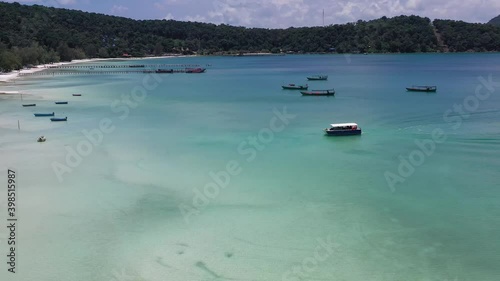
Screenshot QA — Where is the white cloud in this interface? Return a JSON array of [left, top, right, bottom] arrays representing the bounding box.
[[56, 0, 76, 4], [154, 0, 185, 10], [111, 5, 129, 15], [163, 13, 174, 20], [4, 0, 500, 27], [406, 0, 423, 10], [200, 0, 500, 27], [207, 0, 311, 27], [184, 14, 206, 22]]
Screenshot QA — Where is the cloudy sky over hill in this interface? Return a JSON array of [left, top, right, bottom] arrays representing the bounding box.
[[5, 0, 500, 28]]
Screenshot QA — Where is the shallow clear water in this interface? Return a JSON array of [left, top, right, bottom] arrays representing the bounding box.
[[1, 54, 500, 281]]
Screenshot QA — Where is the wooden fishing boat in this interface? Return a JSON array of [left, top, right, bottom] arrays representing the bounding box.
[[324, 123, 362, 136], [156, 69, 174, 73], [72, 94, 82, 96], [22, 104, 36, 107], [50, 117, 67, 122], [55, 101, 68, 104], [282, 83, 308, 90], [34, 112, 55, 117], [307, 75, 328, 81], [185, 67, 206, 73], [301, 89, 335, 96], [406, 85, 437, 92]]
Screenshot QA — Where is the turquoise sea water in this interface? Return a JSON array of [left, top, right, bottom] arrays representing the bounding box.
[[1, 54, 500, 281]]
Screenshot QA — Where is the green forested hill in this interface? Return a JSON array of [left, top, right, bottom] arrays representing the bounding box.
[[1, 1, 500, 72], [433, 19, 500, 52], [488, 15, 500, 26]]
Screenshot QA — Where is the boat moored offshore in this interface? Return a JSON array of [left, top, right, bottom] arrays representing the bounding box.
[[406, 85, 437, 92], [156, 69, 174, 73], [324, 123, 362, 136], [301, 89, 335, 96], [307, 75, 328, 81], [185, 68, 206, 73], [50, 117, 68, 122], [282, 83, 308, 90], [34, 112, 55, 117]]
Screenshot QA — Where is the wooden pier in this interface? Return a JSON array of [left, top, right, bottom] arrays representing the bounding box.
[[18, 66, 210, 77], [46, 64, 208, 69]]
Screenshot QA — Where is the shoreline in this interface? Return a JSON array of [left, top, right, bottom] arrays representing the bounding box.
[[0, 55, 193, 83]]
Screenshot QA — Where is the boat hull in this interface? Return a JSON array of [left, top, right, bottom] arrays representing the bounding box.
[[325, 129, 362, 136], [185, 68, 206, 73], [22, 104, 36, 107], [34, 113, 55, 117], [282, 85, 308, 90], [50, 117, 67, 122], [307, 76, 328, 81], [156, 69, 174, 73], [406, 86, 437, 92], [301, 90, 335, 96], [55, 102, 68, 104]]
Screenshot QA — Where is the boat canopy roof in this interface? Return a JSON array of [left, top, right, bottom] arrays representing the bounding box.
[[330, 123, 358, 127]]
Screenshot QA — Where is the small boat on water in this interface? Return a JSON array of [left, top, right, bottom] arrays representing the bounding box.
[[72, 94, 82, 96], [324, 123, 362, 136], [37, 136, 46, 142], [301, 89, 335, 96], [22, 104, 36, 107], [282, 83, 308, 90], [156, 69, 174, 73], [50, 117, 67, 122], [34, 112, 55, 117], [185, 68, 206, 73], [55, 101, 68, 104], [406, 85, 437, 92], [307, 75, 328, 81]]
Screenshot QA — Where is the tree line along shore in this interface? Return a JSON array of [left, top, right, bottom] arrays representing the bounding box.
[[1, 1, 500, 72]]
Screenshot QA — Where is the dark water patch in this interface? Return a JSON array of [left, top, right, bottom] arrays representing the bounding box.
[[195, 261, 221, 279], [155, 257, 172, 268]]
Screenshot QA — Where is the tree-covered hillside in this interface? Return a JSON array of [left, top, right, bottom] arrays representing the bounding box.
[[1, 1, 500, 72], [488, 15, 500, 26], [433, 19, 500, 52]]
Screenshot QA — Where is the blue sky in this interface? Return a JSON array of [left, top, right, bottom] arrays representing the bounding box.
[[4, 0, 500, 28]]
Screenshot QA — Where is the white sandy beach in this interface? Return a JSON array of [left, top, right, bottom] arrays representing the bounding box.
[[0, 58, 103, 83]]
